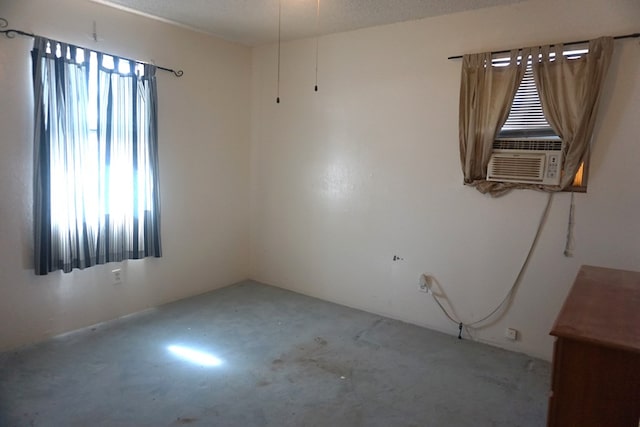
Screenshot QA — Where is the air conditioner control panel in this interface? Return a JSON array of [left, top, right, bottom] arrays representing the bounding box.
[[546, 153, 561, 180]]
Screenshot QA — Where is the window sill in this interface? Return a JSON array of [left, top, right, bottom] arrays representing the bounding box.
[[564, 185, 587, 193]]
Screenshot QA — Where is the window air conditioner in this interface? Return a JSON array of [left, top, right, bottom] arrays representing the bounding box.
[[487, 140, 563, 186]]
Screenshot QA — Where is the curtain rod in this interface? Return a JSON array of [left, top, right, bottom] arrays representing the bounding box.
[[447, 32, 640, 60], [0, 18, 183, 77]]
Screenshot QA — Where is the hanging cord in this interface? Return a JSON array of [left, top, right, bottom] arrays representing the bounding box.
[[314, 0, 320, 92], [276, 0, 282, 104], [423, 192, 555, 337], [564, 192, 575, 257]]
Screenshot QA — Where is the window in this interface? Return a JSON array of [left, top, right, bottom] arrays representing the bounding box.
[[459, 37, 612, 196], [32, 36, 162, 275], [490, 50, 588, 190]]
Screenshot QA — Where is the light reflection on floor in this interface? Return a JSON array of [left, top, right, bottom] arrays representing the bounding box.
[[167, 345, 223, 367]]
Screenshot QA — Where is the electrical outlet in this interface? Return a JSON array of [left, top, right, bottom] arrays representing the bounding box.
[[112, 268, 122, 285], [419, 274, 432, 293], [505, 327, 518, 341]]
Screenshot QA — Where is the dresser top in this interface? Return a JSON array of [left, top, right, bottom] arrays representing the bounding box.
[[551, 265, 640, 353]]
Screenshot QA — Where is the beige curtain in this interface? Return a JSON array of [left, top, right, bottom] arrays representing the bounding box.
[[533, 37, 613, 188], [459, 49, 529, 195]]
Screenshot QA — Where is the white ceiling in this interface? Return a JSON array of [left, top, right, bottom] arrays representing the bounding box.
[[92, 0, 525, 46]]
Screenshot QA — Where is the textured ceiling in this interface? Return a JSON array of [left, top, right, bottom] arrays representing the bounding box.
[[92, 0, 525, 46]]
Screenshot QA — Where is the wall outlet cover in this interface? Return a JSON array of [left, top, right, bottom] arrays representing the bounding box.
[[505, 328, 518, 341], [112, 268, 122, 285]]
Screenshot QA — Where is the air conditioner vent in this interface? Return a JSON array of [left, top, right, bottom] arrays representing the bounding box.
[[489, 154, 545, 181], [493, 140, 562, 151], [488, 140, 563, 185]]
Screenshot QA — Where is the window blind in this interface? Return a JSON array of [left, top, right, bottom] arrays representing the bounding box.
[[498, 63, 556, 138], [503, 64, 550, 129], [497, 47, 589, 139]]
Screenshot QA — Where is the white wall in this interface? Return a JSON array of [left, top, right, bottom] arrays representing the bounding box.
[[250, 0, 640, 360], [0, 0, 251, 351], [1, 0, 637, 360]]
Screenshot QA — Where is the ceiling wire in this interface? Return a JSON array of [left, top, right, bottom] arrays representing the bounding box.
[[276, 0, 281, 104], [314, 0, 320, 92]]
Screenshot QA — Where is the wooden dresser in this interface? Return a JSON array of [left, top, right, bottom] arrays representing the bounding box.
[[548, 265, 640, 426]]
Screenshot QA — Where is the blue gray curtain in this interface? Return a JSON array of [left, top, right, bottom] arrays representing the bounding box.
[[32, 36, 162, 275]]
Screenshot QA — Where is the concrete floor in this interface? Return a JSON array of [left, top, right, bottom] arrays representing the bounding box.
[[0, 281, 550, 426]]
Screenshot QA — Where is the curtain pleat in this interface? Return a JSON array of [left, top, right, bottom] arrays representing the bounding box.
[[32, 36, 162, 275], [459, 49, 529, 195], [533, 37, 613, 189], [32, 37, 51, 274]]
